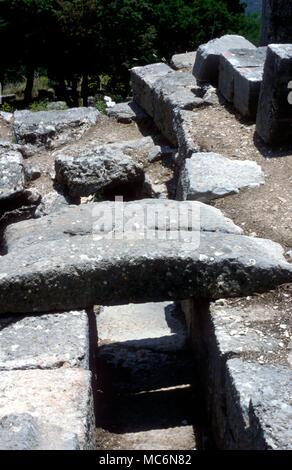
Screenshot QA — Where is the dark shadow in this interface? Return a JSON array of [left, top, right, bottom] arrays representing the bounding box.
[[253, 131, 292, 159], [95, 301, 214, 449]]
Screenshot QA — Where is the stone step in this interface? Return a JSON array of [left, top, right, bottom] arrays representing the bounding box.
[[3, 199, 242, 253], [0, 231, 291, 315]]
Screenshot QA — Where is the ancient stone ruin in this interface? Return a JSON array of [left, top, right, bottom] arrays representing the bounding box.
[[0, 28, 292, 450]]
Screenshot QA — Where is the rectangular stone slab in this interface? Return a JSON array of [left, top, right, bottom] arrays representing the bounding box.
[[0, 369, 95, 450], [0, 310, 89, 370], [256, 44, 292, 145], [0, 232, 291, 314], [3, 199, 242, 253]]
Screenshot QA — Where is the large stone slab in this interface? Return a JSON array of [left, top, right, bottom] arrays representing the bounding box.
[[193, 35, 256, 85], [177, 152, 264, 202], [256, 44, 292, 145], [226, 359, 292, 450], [14, 107, 100, 149], [181, 287, 292, 450], [106, 101, 148, 123], [3, 199, 242, 253], [219, 48, 266, 118], [0, 369, 95, 449], [170, 51, 197, 72], [0, 142, 25, 202], [55, 146, 144, 198], [0, 231, 291, 314], [0, 311, 89, 370], [131, 63, 174, 117]]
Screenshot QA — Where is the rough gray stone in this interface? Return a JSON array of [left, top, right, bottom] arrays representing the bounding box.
[[34, 190, 69, 218], [0, 231, 291, 314], [46, 101, 68, 111], [55, 146, 144, 198], [131, 65, 201, 144], [226, 359, 292, 450], [24, 164, 41, 181], [170, 51, 197, 71], [0, 311, 89, 370], [0, 111, 13, 124], [0, 369, 95, 450], [131, 63, 174, 117], [147, 145, 176, 163], [3, 199, 242, 253], [193, 35, 256, 85], [177, 152, 264, 202], [219, 48, 266, 118], [14, 107, 100, 149], [0, 144, 25, 202], [106, 101, 149, 123], [256, 44, 292, 145]]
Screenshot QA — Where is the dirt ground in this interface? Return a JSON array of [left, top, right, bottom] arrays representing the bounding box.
[[189, 103, 292, 250]]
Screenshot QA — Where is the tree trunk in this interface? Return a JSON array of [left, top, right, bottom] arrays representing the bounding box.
[[24, 64, 35, 105], [72, 77, 79, 107], [81, 73, 89, 107]]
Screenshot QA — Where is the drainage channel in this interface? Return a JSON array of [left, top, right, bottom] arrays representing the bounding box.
[[94, 301, 213, 450]]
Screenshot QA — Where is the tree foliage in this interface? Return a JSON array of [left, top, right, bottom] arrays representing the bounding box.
[[0, 0, 256, 102]]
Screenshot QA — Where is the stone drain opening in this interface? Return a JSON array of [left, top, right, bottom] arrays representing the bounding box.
[[94, 302, 214, 450]]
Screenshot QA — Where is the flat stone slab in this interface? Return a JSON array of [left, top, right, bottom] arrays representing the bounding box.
[[219, 48, 266, 118], [55, 145, 144, 198], [3, 199, 242, 253], [106, 101, 149, 123], [14, 107, 100, 149], [0, 369, 94, 449], [0, 143, 25, 202], [227, 359, 292, 450], [97, 302, 187, 353], [193, 35, 256, 85], [0, 231, 291, 314], [177, 152, 264, 202], [170, 51, 197, 71], [34, 190, 69, 218], [0, 311, 89, 370], [256, 44, 292, 145]]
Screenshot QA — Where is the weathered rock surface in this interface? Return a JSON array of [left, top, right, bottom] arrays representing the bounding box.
[[131, 64, 203, 144], [0, 143, 25, 202], [24, 164, 41, 181], [55, 146, 144, 198], [98, 302, 188, 354], [106, 101, 148, 123], [14, 107, 100, 149], [0, 369, 95, 449], [34, 190, 69, 218], [226, 359, 292, 450], [177, 152, 264, 202], [147, 145, 177, 163], [0, 311, 89, 370], [0, 231, 291, 314], [193, 35, 256, 85], [256, 44, 292, 145], [219, 48, 266, 118], [170, 51, 197, 71], [0, 111, 13, 124], [3, 199, 242, 253], [182, 288, 292, 450]]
